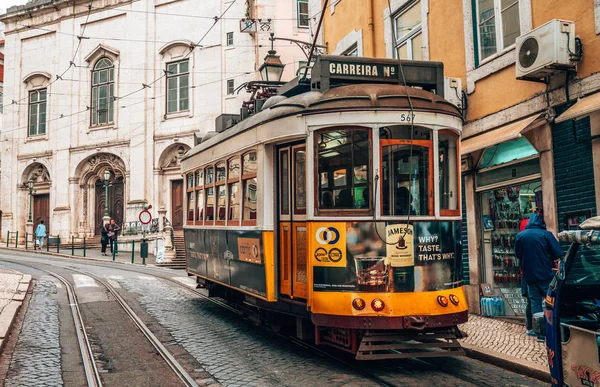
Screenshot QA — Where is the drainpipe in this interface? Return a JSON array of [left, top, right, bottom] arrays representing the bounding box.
[[368, 0, 376, 57]]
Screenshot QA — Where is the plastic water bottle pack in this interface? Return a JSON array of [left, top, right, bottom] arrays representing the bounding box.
[[480, 296, 505, 317]]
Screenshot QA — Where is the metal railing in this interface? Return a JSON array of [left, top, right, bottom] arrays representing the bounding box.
[[3, 230, 154, 265], [121, 219, 160, 236]]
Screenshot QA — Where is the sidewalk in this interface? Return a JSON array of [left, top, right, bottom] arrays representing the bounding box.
[[459, 314, 550, 381], [0, 268, 31, 352], [12, 245, 159, 266]]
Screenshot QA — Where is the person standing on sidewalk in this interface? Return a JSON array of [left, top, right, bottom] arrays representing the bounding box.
[[108, 219, 121, 256], [35, 220, 46, 248], [515, 213, 563, 340], [100, 223, 109, 256], [519, 215, 535, 337]]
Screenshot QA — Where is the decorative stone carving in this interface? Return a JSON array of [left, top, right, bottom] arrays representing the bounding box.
[[23, 163, 50, 184], [163, 146, 188, 169]]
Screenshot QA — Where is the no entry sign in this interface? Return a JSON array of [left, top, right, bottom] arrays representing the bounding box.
[[139, 210, 152, 224]]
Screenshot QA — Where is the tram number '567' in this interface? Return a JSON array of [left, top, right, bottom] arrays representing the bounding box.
[[399, 113, 416, 122]]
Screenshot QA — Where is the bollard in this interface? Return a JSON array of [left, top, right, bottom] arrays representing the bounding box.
[[131, 240, 135, 264], [15, 232, 18, 248], [6, 232, 9, 248], [71, 236, 75, 256], [25, 233, 28, 250], [140, 237, 148, 265], [83, 236, 86, 257], [112, 244, 116, 261]]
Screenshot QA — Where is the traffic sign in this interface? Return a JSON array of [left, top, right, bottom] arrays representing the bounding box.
[[139, 209, 152, 224]]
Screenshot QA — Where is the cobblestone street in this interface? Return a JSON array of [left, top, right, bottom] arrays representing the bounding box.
[[5, 278, 63, 387], [0, 251, 551, 387]]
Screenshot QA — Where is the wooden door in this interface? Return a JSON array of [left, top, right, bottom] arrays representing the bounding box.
[[33, 194, 50, 234], [171, 180, 184, 230], [95, 178, 124, 234]]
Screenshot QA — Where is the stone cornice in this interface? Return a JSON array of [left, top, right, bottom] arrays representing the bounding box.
[[17, 150, 53, 161], [154, 130, 196, 142], [2, 0, 136, 35], [69, 140, 130, 154]]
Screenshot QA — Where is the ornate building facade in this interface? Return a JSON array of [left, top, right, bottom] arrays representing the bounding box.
[[0, 0, 311, 239]]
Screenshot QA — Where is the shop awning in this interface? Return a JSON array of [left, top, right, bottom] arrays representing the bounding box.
[[461, 114, 541, 155], [555, 92, 600, 123]]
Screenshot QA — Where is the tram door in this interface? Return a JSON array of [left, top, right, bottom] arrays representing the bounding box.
[[278, 144, 308, 299]]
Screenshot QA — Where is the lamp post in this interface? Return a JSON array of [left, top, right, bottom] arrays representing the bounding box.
[[27, 179, 35, 223], [258, 33, 285, 82], [103, 170, 111, 219]]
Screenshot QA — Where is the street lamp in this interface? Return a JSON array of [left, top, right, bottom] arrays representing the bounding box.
[[27, 179, 35, 223], [103, 170, 111, 218], [258, 33, 285, 82]]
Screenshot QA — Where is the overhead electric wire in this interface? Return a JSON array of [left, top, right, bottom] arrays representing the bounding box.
[[0, 4, 93, 112]]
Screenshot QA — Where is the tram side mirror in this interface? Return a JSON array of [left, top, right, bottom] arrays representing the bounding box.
[[558, 259, 566, 281]]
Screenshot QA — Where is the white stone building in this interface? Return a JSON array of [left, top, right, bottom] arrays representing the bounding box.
[[0, 0, 311, 240]]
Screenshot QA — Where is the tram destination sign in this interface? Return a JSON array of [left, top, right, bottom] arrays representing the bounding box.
[[310, 55, 445, 97]]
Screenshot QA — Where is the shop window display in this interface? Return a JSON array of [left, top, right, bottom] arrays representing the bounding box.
[[481, 181, 541, 316]]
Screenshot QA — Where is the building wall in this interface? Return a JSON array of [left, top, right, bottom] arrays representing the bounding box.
[[552, 109, 598, 232], [466, 0, 598, 121], [0, 0, 308, 239]]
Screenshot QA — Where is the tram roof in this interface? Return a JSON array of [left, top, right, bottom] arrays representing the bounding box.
[[183, 83, 461, 161]]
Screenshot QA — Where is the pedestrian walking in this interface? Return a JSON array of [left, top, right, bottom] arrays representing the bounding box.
[[100, 223, 109, 256], [35, 220, 47, 248], [515, 213, 563, 341], [108, 219, 121, 256], [519, 215, 535, 337]]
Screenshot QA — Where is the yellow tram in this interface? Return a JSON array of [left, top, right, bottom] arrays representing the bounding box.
[[181, 56, 467, 359]]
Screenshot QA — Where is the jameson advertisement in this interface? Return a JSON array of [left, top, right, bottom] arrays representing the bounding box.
[[313, 221, 462, 292], [185, 228, 267, 298]]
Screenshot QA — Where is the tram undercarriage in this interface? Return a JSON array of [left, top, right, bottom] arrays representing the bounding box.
[[202, 278, 465, 360], [316, 326, 465, 360]]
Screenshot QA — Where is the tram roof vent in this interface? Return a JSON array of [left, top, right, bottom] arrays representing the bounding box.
[[306, 55, 445, 97], [215, 114, 240, 133]]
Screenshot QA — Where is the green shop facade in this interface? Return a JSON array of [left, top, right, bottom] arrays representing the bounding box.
[[460, 100, 600, 317]]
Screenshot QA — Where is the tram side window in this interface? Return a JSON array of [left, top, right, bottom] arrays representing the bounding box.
[[228, 157, 241, 223], [317, 128, 371, 211], [195, 170, 204, 225], [216, 161, 227, 223], [294, 149, 306, 214], [186, 172, 195, 224], [205, 166, 215, 223], [439, 132, 459, 213], [187, 190, 195, 223], [196, 189, 204, 224], [242, 151, 258, 224]]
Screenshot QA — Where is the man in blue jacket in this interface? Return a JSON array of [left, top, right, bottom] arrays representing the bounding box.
[[515, 213, 563, 335]]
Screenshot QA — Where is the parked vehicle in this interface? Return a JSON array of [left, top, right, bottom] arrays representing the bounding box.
[[534, 217, 600, 386]]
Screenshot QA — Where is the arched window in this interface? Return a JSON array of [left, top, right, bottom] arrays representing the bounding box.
[[91, 58, 114, 126]]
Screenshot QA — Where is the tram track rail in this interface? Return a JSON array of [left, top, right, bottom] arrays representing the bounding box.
[[44, 269, 103, 387], [2, 258, 198, 387]]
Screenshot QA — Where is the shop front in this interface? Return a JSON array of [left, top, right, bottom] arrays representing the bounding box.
[[476, 139, 541, 318], [461, 114, 557, 317]]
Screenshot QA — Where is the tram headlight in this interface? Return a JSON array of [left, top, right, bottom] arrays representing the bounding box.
[[437, 295, 449, 307], [449, 294, 460, 306], [352, 298, 366, 311], [371, 298, 385, 312]]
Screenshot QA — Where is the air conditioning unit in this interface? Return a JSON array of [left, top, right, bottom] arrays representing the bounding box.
[[515, 19, 576, 80], [444, 77, 463, 110]]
